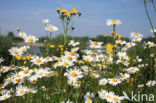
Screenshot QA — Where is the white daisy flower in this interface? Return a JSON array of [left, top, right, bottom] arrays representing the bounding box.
[[35, 68, 49, 78], [30, 56, 45, 66], [84, 99, 92, 103], [64, 68, 83, 80], [42, 19, 49, 24], [9, 47, 23, 56], [81, 66, 89, 73], [126, 42, 135, 48], [146, 80, 156, 87], [89, 40, 103, 48], [90, 72, 99, 78], [0, 66, 9, 73], [116, 40, 126, 45], [60, 60, 74, 68], [44, 56, 53, 63], [99, 78, 108, 86], [27, 88, 37, 94], [16, 85, 28, 96], [127, 67, 139, 74], [29, 76, 38, 83], [20, 46, 30, 52], [110, 95, 124, 103], [104, 92, 115, 102], [146, 41, 155, 48], [108, 78, 121, 86], [68, 40, 80, 46], [130, 32, 143, 38], [24, 35, 38, 43], [150, 29, 156, 33], [0, 57, 4, 64], [45, 24, 58, 32], [106, 19, 121, 26], [19, 68, 33, 77], [71, 47, 79, 52], [0, 92, 11, 101], [18, 32, 27, 38], [132, 37, 142, 43], [119, 73, 130, 81], [84, 92, 95, 100], [98, 90, 107, 100]]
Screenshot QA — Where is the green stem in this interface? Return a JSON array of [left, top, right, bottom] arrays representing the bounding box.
[[112, 24, 116, 36], [61, 18, 67, 45], [144, 1, 156, 37], [151, 0, 156, 11]]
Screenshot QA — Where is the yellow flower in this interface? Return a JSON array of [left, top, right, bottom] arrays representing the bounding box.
[[105, 43, 114, 54], [104, 35, 109, 37], [112, 31, 116, 35], [16, 56, 22, 60], [70, 8, 78, 14], [113, 33, 122, 39], [65, 12, 70, 18], [50, 45, 55, 48], [58, 45, 64, 48], [60, 9, 68, 13], [56, 8, 61, 12], [22, 57, 27, 61]]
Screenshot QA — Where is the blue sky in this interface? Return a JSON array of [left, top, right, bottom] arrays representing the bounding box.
[[0, 0, 156, 38]]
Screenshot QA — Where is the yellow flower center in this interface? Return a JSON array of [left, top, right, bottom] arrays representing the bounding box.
[[0, 89, 4, 93], [69, 51, 75, 56], [102, 81, 106, 84], [133, 33, 139, 37], [13, 50, 19, 54], [35, 59, 41, 63], [128, 44, 132, 47], [28, 38, 33, 42], [92, 41, 98, 45], [70, 72, 77, 77], [106, 95, 111, 98], [86, 101, 91, 103], [112, 78, 117, 82], [7, 78, 12, 82], [20, 90, 24, 94], [111, 20, 117, 23], [20, 34, 24, 38], [45, 57, 49, 61], [91, 74, 96, 78], [66, 56, 72, 60], [28, 89, 33, 92], [16, 74, 21, 78], [50, 45, 55, 48], [48, 27, 53, 31], [16, 79, 21, 83], [113, 97, 119, 102], [1, 68, 5, 71], [23, 69, 29, 74], [9, 65, 14, 68], [131, 68, 135, 72], [22, 48, 26, 51], [63, 62, 69, 66], [120, 74, 125, 78], [0, 84, 4, 87], [2, 96, 8, 100], [32, 80, 36, 82], [72, 42, 76, 44], [88, 96, 91, 99], [39, 72, 43, 76], [83, 67, 88, 71]]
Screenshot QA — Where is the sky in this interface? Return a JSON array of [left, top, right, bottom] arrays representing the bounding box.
[[0, 0, 156, 38]]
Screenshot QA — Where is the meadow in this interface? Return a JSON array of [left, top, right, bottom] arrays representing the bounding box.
[[0, 1, 156, 103]]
